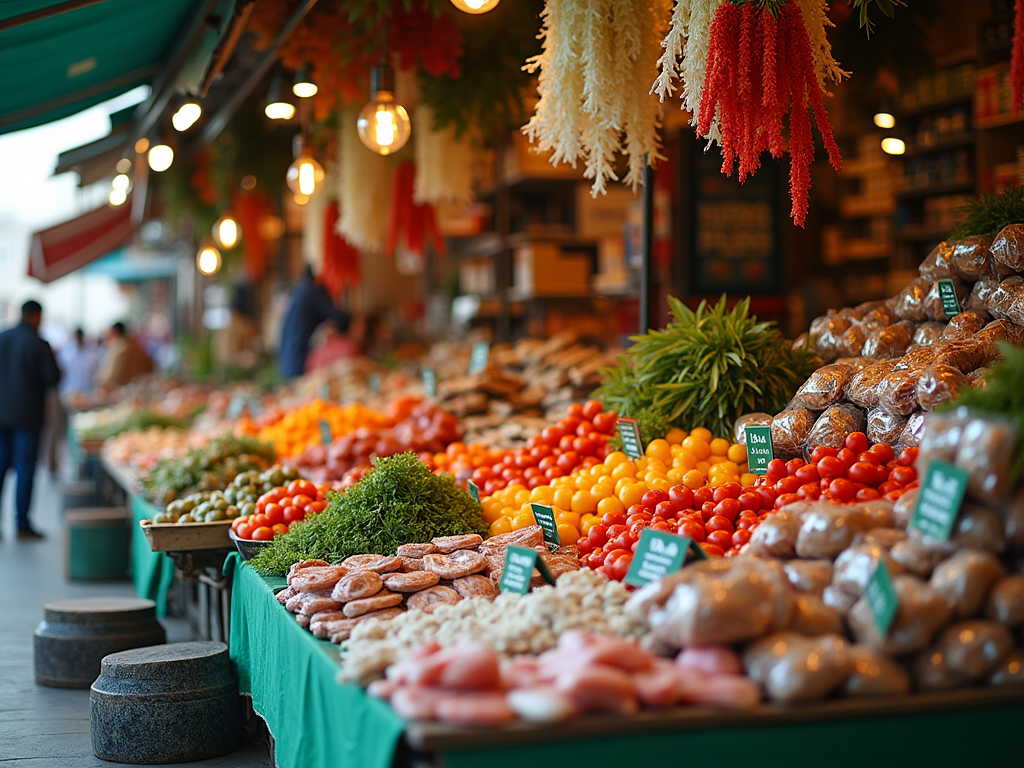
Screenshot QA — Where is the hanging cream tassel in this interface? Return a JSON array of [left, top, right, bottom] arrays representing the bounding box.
[[413, 105, 475, 205], [337, 106, 394, 252]]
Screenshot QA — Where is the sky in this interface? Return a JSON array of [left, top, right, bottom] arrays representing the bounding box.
[[0, 87, 149, 341]]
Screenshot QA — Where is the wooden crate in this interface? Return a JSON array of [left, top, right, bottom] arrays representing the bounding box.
[[139, 519, 233, 552]]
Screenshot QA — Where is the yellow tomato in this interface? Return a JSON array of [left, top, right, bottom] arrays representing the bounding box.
[[682, 469, 706, 490], [592, 480, 614, 500], [530, 486, 555, 505], [574, 474, 596, 491], [740, 473, 758, 488], [580, 514, 600, 535], [604, 451, 630, 468], [648, 477, 671, 492], [673, 452, 698, 471], [557, 523, 581, 546], [514, 489, 531, 507], [666, 467, 685, 484], [645, 439, 672, 463], [690, 427, 713, 442], [709, 437, 731, 456], [555, 510, 581, 529], [511, 511, 537, 531], [597, 496, 626, 517], [489, 516, 512, 536], [611, 462, 637, 481], [590, 464, 610, 477], [506, 483, 527, 495], [481, 504, 506, 525], [552, 487, 574, 510], [665, 427, 688, 445], [570, 490, 598, 515], [695, 460, 712, 475], [681, 436, 710, 461], [617, 482, 645, 508], [727, 443, 748, 463]]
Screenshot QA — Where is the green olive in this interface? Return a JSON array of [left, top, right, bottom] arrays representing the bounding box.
[[178, 513, 194, 524]]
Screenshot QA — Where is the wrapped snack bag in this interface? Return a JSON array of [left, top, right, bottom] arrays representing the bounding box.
[[989, 223, 1024, 273], [878, 369, 921, 416], [940, 311, 987, 341], [794, 364, 853, 411], [950, 234, 995, 281], [867, 408, 907, 446], [898, 411, 927, 450], [965, 279, 998, 320], [893, 345, 942, 371], [916, 364, 968, 411], [967, 367, 990, 388], [914, 321, 947, 347], [986, 276, 1024, 324], [838, 325, 868, 359], [889, 278, 930, 322], [924, 277, 970, 322], [861, 322, 914, 359], [919, 408, 1018, 504], [805, 405, 866, 452], [932, 339, 990, 374], [918, 241, 955, 281], [734, 413, 773, 445], [809, 312, 851, 362], [771, 405, 817, 460], [846, 360, 897, 408]]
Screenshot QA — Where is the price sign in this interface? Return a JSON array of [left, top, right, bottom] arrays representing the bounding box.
[[865, 559, 899, 637], [422, 368, 437, 398], [909, 459, 968, 541], [468, 480, 480, 502], [248, 398, 262, 418], [624, 529, 693, 587], [469, 342, 490, 374], [744, 425, 774, 475], [499, 545, 556, 595], [617, 418, 644, 459], [319, 419, 332, 446], [368, 372, 382, 395], [226, 396, 246, 419], [937, 279, 962, 318], [529, 503, 561, 548]]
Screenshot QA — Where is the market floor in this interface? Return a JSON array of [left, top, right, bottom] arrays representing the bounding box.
[[0, 467, 272, 768]]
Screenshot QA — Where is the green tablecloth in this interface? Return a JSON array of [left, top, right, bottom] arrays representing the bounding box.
[[130, 495, 175, 616], [227, 555, 405, 768]]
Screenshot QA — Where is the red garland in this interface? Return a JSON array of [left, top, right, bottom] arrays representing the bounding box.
[[386, 163, 446, 262], [233, 191, 272, 281], [697, 0, 843, 227], [321, 201, 361, 295], [1012, 0, 1024, 114]]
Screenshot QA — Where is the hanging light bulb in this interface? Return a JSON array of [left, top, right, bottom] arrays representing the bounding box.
[[172, 100, 202, 132], [112, 173, 131, 192], [213, 212, 241, 250], [108, 189, 128, 207], [286, 135, 325, 196], [264, 74, 296, 120], [873, 112, 896, 129], [292, 66, 318, 98], [357, 64, 411, 156], [881, 137, 906, 155], [147, 143, 174, 172], [450, 0, 501, 13], [197, 243, 222, 275], [115, 157, 132, 174]]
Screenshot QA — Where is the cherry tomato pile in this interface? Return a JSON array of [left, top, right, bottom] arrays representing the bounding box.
[[466, 400, 619, 496], [230, 478, 330, 541], [754, 432, 920, 507], [577, 433, 921, 581]]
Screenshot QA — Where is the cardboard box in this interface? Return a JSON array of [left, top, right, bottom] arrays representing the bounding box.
[[513, 243, 591, 297]]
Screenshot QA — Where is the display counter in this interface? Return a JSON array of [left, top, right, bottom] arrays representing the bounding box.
[[131, 495, 175, 616], [226, 554, 1024, 768]]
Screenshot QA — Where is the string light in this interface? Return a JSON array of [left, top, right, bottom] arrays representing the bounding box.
[[881, 137, 906, 155], [197, 243, 222, 275], [147, 144, 174, 172], [265, 74, 296, 120], [213, 212, 241, 250], [450, 0, 501, 13], [873, 112, 895, 129], [286, 136, 325, 196], [292, 67, 318, 98], [357, 64, 411, 155], [172, 100, 202, 132], [108, 189, 127, 206]]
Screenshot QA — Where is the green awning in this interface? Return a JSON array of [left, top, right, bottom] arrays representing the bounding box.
[[0, 0, 208, 134]]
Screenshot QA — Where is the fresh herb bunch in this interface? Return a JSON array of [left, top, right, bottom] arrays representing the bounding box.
[[948, 343, 1024, 478], [950, 186, 1024, 239], [250, 452, 487, 576], [594, 296, 817, 439], [143, 433, 276, 506]]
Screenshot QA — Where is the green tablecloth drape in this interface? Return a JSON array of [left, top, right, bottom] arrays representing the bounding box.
[[227, 555, 405, 768], [130, 495, 175, 616]]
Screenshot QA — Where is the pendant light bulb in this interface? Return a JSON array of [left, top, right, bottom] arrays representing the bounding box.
[[197, 243, 222, 276], [881, 137, 906, 155], [172, 100, 202, 132], [213, 212, 241, 250], [147, 144, 174, 172], [108, 189, 127, 207], [292, 67, 318, 98], [264, 74, 296, 120], [357, 65, 411, 156], [286, 136, 325, 196], [450, 0, 501, 13]]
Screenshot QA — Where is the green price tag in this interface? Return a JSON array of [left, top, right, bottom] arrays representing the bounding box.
[[865, 559, 899, 637], [468, 480, 480, 502], [617, 418, 644, 459], [422, 368, 437, 398], [499, 545, 555, 594], [226, 396, 246, 419], [319, 419, 332, 446], [368, 372, 382, 395], [937, 279, 961, 318], [530, 503, 561, 548], [909, 459, 968, 541], [744, 425, 774, 475], [624, 529, 692, 587], [248, 398, 262, 418], [469, 342, 490, 374], [317, 382, 330, 401]]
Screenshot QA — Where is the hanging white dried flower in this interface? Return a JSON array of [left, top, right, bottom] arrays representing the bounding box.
[[524, 0, 669, 196], [337, 107, 393, 252], [413, 105, 476, 205], [795, 0, 850, 91], [302, 185, 328, 272]]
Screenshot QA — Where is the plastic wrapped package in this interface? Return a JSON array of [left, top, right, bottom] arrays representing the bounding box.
[[967, 367, 990, 388], [889, 278, 931, 322], [986, 650, 1024, 687], [990, 223, 1024, 273], [743, 632, 853, 702], [733, 412, 773, 445], [809, 312, 852, 362], [746, 508, 807, 558], [792, 332, 809, 351], [985, 575, 1024, 626], [795, 504, 873, 559], [856, 527, 908, 549], [986, 276, 1024, 324], [893, 344, 942, 371], [947, 503, 1007, 554], [790, 594, 845, 636], [770, 405, 817, 460], [832, 543, 905, 597], [805, 404, 867, 452], [842, 646, 911, 697], [892, 489, 918, 530], [956, 415, 1018, 502], [861, 322, 914, 359], [867, 407, 907, 446], [932, 339, 991, 374], [852, 499, 895, 529], [898, 411, 927, 450], [950, 234, 995, 281], [856, 302, 895, 333], [915, 364, 968, 411], [878, 369, 922, 416], [916, 409, 968, 466], [929, 550, 1005, 619], [890, 538, 948, 578], [838, 325, 868, 359], [924, 277, 970, 322], [783, 560, 834, 597], [849, 574, 952, 655], [965, 279, 999, 319], [918, 241, 955, 281], [794, 364, 853, 411], [1005, 487, 1024, 554], [940, 311, 987, 341], [913, 646, 974, 690], [913, 321, 947, 347], [932, 621, 1014, 679], [845, 360, 897, 408], [834, 357, 872, 371], [976, 318, 1024, 351]]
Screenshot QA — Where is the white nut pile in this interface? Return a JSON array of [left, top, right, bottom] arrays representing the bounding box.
[[337, 570, 644, 685]]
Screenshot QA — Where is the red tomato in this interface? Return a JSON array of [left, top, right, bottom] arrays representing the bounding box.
[[816, 455, 845, 479], [765, 459, 788, 482], [877, 480, 899, 496], [706, 515, 734, 535], [592, 412, 617, 434], [713, 498, 740, 522], [577, 539, 594, 556], [676, 520, 705, 542], [705, 529, 732, 549], [235, 523, 254, 540], [250, 513, 269, 530], [251, 526, 274, 541], [574, 421, 594, 438], [700, 543, 725, 557], [845, 432, 869, 454], [669, 486, 694, 508], [605, 524, 627, 541], [653, 501, 676, 519], [602, 511, 627, 528], [587, 550, 606, 569], [283, 506, 305, 525], [556, 451, 580, 472], [856, 487, 882, 501], [558, 435, 576, 452], [693, 487, 714, 507], [573, 436, 596, 456], [857, 451, 881, 466], [897, 447, 919, 467], [785, 458, 806, 476], [627, 521, 648, 540], [756, 487, 777, 509], [279, 496, 294, 509], [582, 400, 604, 420], [869, 443, 896, 464], [732, 529, 752, 547], [809, 445, 839, 462], [262, 487, 286, 504], [794, 464, 820, 484], [271, 523, 289, 537], [291, 494, 313, 509], [797, 483, 821, 500], [307, 500, 327, 514], [712, 483, 742, 502], [649, 520, 671, 532], [827, 478, 858, 503], [567, 402, 585, 419], [588, 524, 609, 547], [603, 548, 630, 568], [774, 492, 801, 509], [737, 491, 762, 513], [848, 462, 881, 485], [735, 517, 757, 530], [288, 479, 317, 498], [231, 516, 248, 531], [889, 465, 916, 487], [263, 504, 284, 526], [775, 476, 801, 495], [700, 501, 717, 522], [836, 448, 857, 468], [641, 489, 669, 508]]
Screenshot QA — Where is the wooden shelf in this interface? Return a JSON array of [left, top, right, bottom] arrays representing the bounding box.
[[904, 133, 975, 156], [900, 92, 974, 117], [837, 159, 890, 178], [897, 179, 975, 199], [977, 112, 1024, 130]]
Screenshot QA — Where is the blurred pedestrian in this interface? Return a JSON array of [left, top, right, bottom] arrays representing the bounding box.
[[0, 300, 61, 539], [96, 321, 154, 388], [58, 328, 99, 397], [278, 265, 348, 379]]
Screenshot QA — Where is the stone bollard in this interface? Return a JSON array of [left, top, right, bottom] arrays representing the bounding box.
[[34, 597, 166, 688], [90, 641, 242, 764]]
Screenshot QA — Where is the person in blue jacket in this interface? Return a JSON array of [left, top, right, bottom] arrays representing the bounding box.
[[278, 265, 348, 380], [0, 300, 61, 539]]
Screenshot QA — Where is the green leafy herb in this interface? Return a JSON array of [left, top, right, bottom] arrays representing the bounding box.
[[250, 452, 488, 576], [850, 0, 905, 38], [594, 296, 817, 439], [950, 186, 1024, 239]]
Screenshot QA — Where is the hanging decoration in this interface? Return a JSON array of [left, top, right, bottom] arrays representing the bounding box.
[[523, 0, 671, 196], [413, 105, 475, 204], [1012, 0, 1023, 114], [337, 107, 394, 251], [322, 201, 362, 294], [233, 191, 273, 281], [303, 187, 328, 273], [387, 163, 446, 264]]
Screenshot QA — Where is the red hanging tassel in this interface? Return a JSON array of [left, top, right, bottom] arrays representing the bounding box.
[[386, 162, 447, 260], [323, 201, 361, 294], [233, 191, 271, 281], [1012, 0, 1024, 114]]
